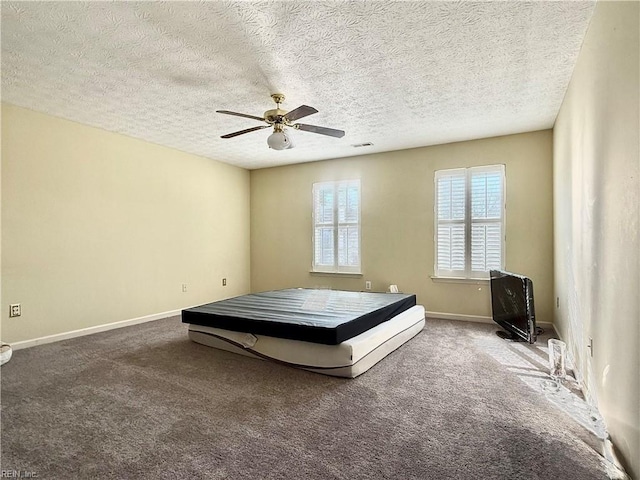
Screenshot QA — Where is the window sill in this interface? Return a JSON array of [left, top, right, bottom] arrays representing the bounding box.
[[310, 271, 363, 277], [430, 276, 489, 284]]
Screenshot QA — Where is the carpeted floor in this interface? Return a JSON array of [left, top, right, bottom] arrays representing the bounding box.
[[1, 317, 612, 479]]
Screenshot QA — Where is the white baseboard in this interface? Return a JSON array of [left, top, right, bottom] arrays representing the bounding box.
[[426, 310, 556, 332], [10, 308, 184, 351], [426, 311, 494, 323], [11, 308, 557, 351]]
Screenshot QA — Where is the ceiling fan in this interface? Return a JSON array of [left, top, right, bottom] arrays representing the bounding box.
[[216, 93, 345, 150]]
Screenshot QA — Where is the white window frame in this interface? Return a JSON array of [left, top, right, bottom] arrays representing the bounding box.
[[434, 165, 506, 279], [312, 179, 361, 274]]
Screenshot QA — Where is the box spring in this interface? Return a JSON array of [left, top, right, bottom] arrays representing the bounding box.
[[188, 305, 425, 378]]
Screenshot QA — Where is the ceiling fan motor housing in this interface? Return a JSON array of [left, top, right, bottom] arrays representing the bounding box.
[[264, 108, 288, 124]]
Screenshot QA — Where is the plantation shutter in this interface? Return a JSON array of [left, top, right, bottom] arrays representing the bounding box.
[[337, 182, 360, 268], [435, 169, 467, 276], [435, 165, 505, 278], [313, 180, 361, 273], [313, 183, 335, 268], [470, 166, 504, 276]]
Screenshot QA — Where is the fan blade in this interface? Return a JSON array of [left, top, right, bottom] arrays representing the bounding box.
[[284, 105, 318, 122], [295, 123, 345, 138], [216, 110, 265, 122], [221, 125, 269, 139]]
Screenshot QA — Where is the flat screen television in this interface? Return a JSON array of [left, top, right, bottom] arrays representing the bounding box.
[[490, 270, 537, 344]]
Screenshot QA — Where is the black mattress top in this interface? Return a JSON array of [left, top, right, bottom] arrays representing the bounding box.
[[182, 288, 417, 345]]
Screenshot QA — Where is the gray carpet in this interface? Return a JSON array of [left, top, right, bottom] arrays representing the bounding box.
[[1, 317, 611, 479]]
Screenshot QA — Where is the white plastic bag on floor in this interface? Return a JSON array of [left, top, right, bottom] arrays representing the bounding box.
[[1, 343, 12, 365]]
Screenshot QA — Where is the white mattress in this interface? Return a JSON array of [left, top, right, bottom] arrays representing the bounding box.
[[188, 305, 425, 378]]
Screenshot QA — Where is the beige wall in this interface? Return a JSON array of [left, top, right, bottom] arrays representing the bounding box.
[[1, 104, 251, 344], [251, 130, 554, 323], [553, 1, 639, 477]]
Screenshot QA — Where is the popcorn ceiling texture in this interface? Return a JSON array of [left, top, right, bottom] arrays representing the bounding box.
[[1, 1, 595, 169]]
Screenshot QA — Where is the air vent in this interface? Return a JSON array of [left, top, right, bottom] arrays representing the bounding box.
[[352, 142, 374, 148]]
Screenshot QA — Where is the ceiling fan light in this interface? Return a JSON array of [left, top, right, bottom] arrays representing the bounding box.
[[267, 131, 293, 150]]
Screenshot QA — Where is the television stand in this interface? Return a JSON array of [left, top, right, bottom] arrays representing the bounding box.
[[495, 330, 526, 342]]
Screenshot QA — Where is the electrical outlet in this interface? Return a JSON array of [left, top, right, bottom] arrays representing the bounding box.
[[222, 278, 227, 286], [556, 297, 560, 308], [588, 337, 594, 357], [182, 284, 187, 292], [9, 304, 21, 317], [365, 281, 372, 290]]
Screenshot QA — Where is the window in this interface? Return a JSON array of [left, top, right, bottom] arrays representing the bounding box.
[[434, 165, 505, 279], [312, 180, 361, 273]]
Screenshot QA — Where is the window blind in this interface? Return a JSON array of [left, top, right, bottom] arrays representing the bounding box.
[[435, 165, 505, 278], [313, 180, 361, 273]]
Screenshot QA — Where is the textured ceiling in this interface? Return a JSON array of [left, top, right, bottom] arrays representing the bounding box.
[[1, 1, 595, 170]]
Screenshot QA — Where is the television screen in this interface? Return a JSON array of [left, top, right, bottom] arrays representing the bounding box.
[[490, 270, 536, 343]]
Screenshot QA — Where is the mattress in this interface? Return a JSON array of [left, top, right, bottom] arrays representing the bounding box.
[[188, 305, 426, 378], [182, 288, 417, 345]]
